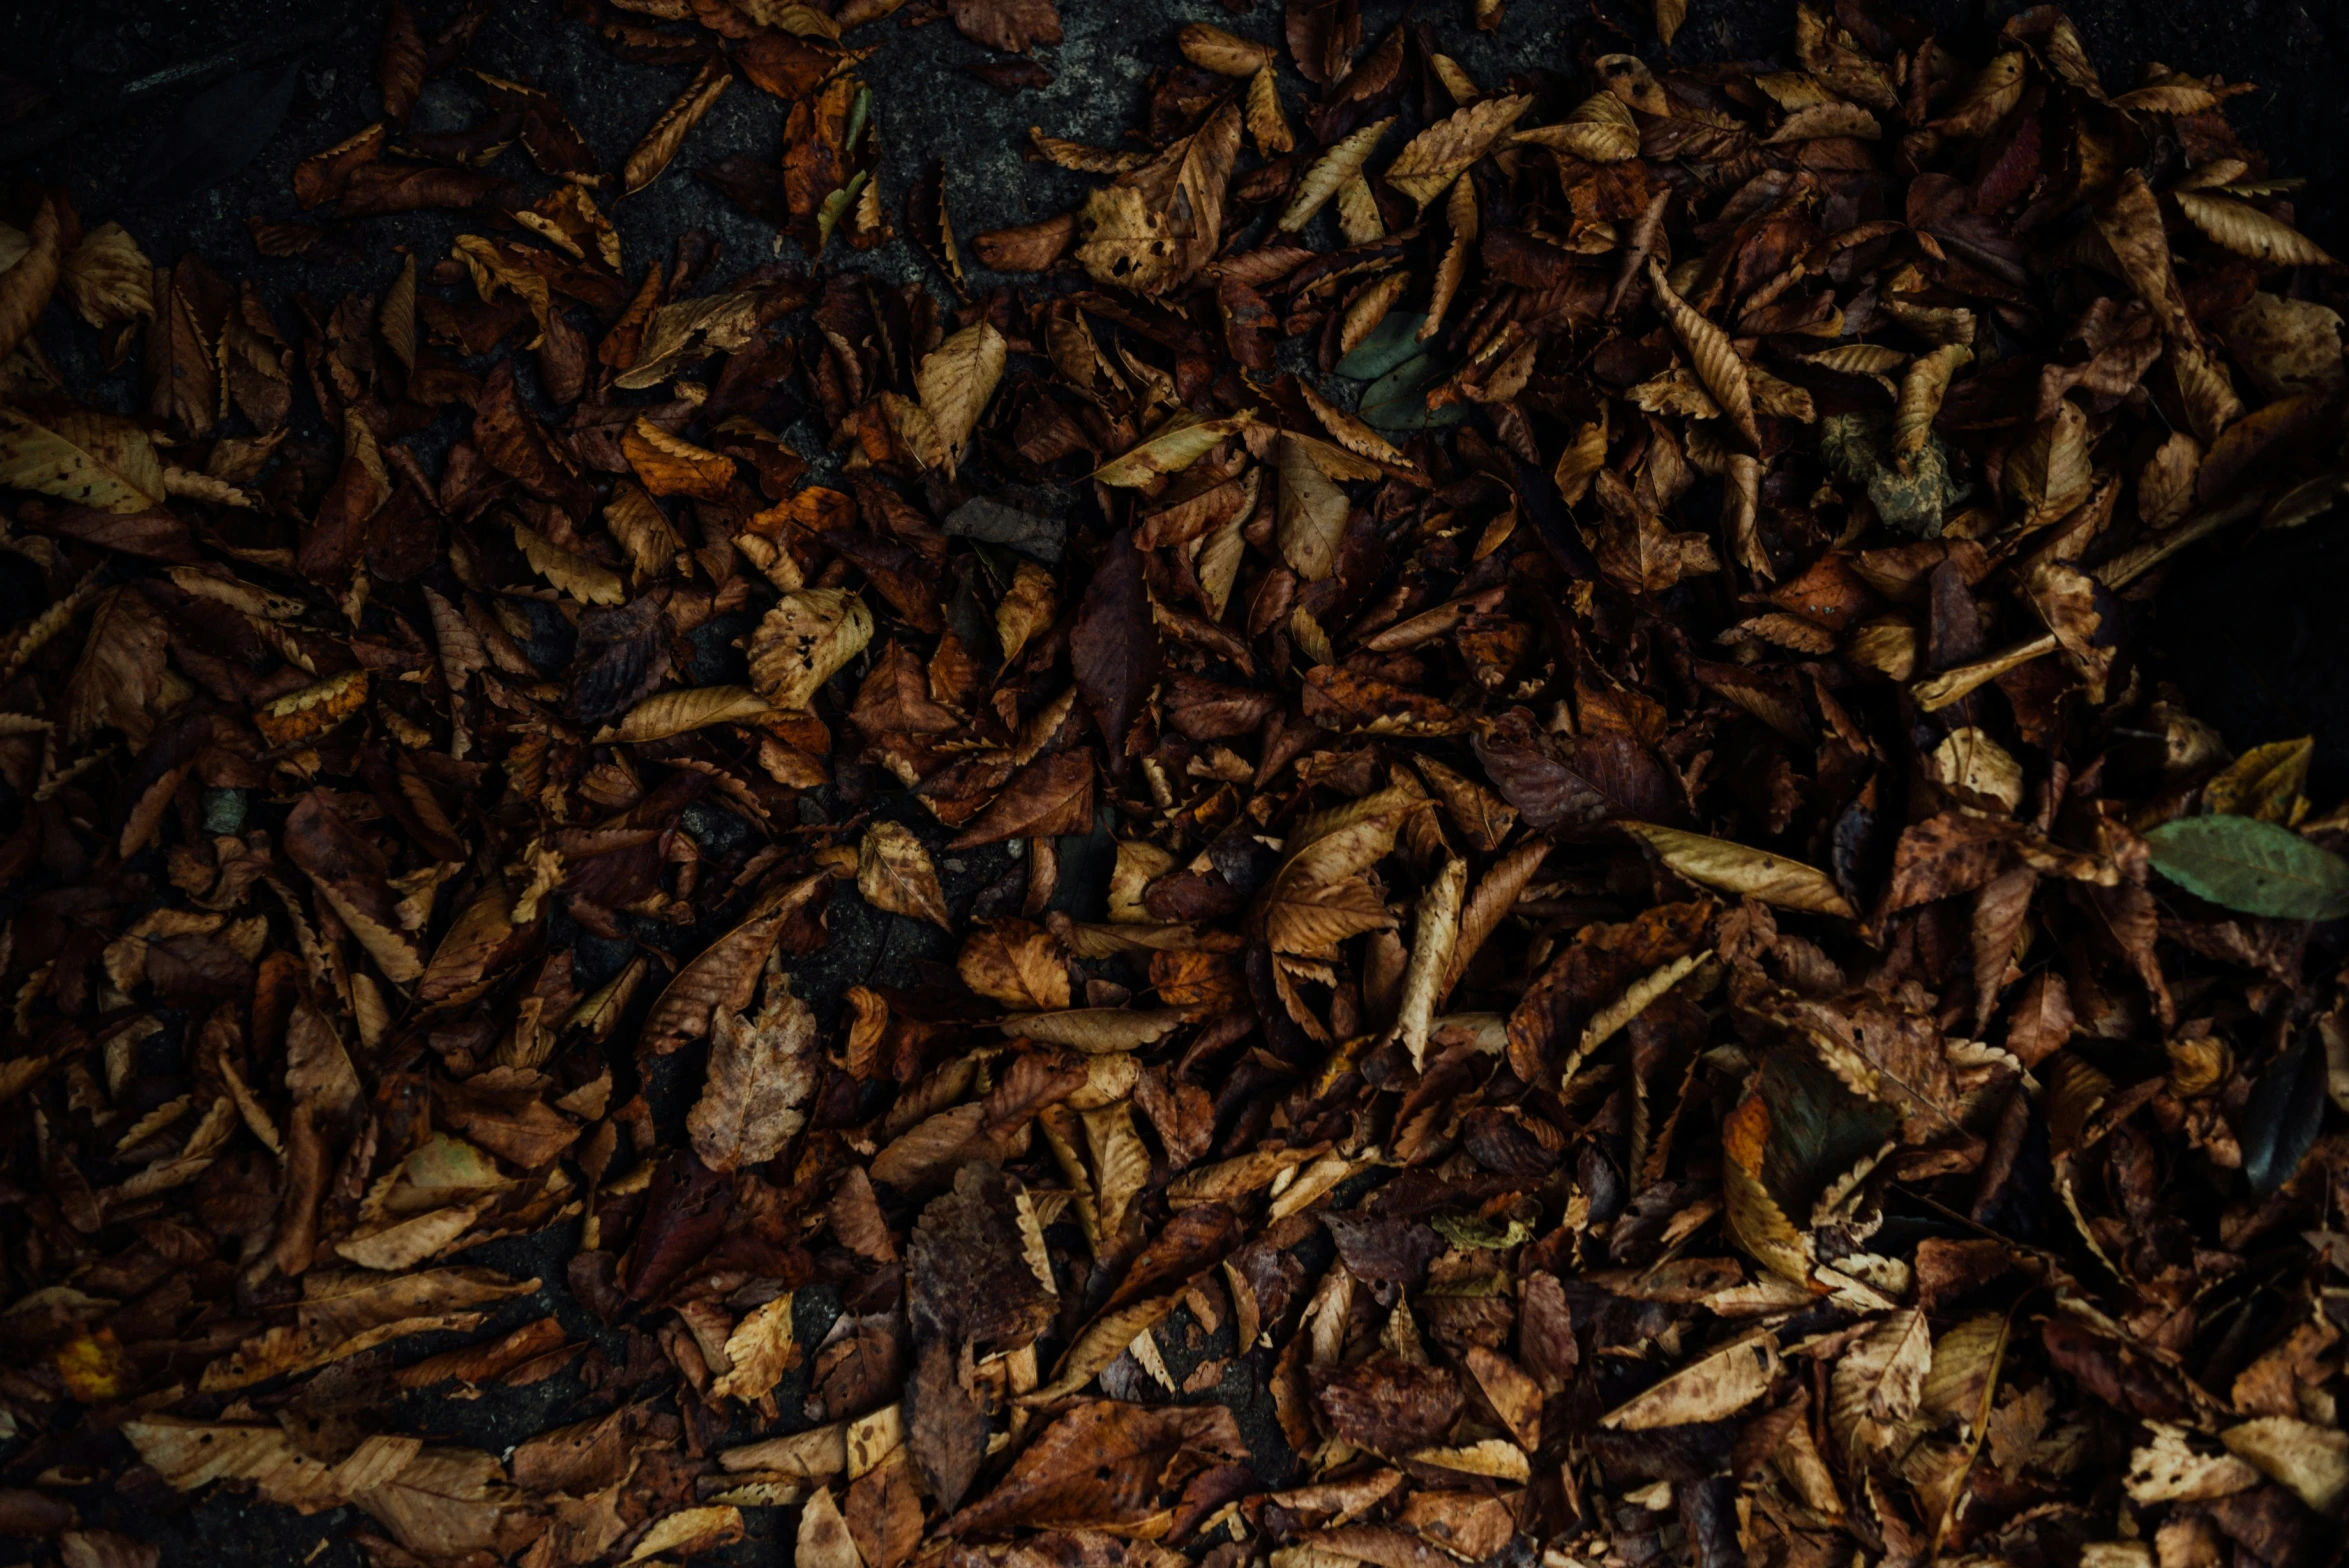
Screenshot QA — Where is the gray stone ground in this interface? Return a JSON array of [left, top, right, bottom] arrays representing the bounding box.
[[2, 0, 2347, 1561]]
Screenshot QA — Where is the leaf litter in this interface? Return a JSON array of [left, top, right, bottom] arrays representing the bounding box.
[[6, 2, 2349, 1567]]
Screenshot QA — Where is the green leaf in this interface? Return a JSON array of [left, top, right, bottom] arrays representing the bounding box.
[[1357, 353, 1468, 433], [1334, 312, 1428, 380], [2144, 815, 2349, 921]]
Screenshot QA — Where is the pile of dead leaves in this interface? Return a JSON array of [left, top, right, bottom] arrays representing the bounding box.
[[8, 0, 2349, 1565]]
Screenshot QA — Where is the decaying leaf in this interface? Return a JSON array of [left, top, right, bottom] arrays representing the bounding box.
[[859, 820, 955, 929], [19, 8, 2349, 1566]]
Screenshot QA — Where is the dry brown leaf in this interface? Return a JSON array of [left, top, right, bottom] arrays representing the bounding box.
[[1601, 1332, 1780, 1429], [1075, 102, 1241, 295], [689, 963, 820, 1170], [1623, 823, 1856, 917], [1278, 118, 1394, 231], [915, 321, 1007, 471], [859, 820, 954, 929], [625, 58, 732, 194], [2174, 190, 2334, 268], [1385, 94, 1533, 205], [624, 417, 737, 500], [61, 222, 155, 327], [1177, 22, 1275, 75], [750, 588, 876, 709], [0, 195, 60, 365]]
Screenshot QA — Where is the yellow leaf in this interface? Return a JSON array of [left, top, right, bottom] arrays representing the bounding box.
[[0, 407, 167, 513], [2206, 736, 2313, 823], [1601, 1332, 1780, 1429], [1094, 409, 1256, 487], [598, 686, 777, 744], [1622, 823, 1857, 918]]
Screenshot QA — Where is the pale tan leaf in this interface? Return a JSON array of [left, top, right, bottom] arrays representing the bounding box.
[[514, 520, 625, 605], [1028, 130, 1152, 174], [1515, 93, 1639, 163], [688, 967, 821, 1171], [1247, 65, 1294, 155], [1177, 22, 1275, 75], [1830, 1308, 1934, 1457], [1648, 259, 1760, 451], [1622, 822, 1857, 917], [859, 820, 954, 929], [1075, 102, 1242, 295], [1894, 343, 1972, 458], [1394, 858, 1466, 1069], [627, 1507, 745, 1565], [916, 321, 1008, 467], [2175, 190, 2335, 268], [2127, 1423, 2263, 1503], [1767, 101, 1880, 141], [711, 1294, 800, 1403], [624, 58, 731, 194], [1601, 1332, 1780, 1429], [1022, 1293, 1183, 1402], [60, 221, 155, 326], [996, 560, 1057, 661], [1095, 409, 1256, 487], [1463, 1345, 1543, 1449], [1298, 384, 1407, 470], [958, 922, 1071, 1010], [335, 1205, 481, 1272], [1167, 1145, 1317, 1209], [1083, 1102, 1149, 1242], [1921, 1312, 2010, 1429], [1440, 837, 1549, 1003], [1335, 172, 1386, 244], [597, 686, 777, 744], [797, 1485, 864, 1568], [1278, 433, 1352, 581], [1384, 94, 1534, 205], [2221, 1418, 2349, 1513], [1004, 1008, 1185, 1052], [749, 588, 875, 709], [1278, 118, 1394, 231], [606, 478, 687, 580], [0, 407, 167, 513]]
